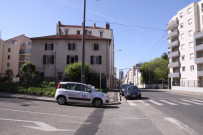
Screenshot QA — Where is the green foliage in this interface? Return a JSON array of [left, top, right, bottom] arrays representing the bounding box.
[[64, 62, 90, 82], [20, 62, 36, 89], [140, 56, 169, 84]]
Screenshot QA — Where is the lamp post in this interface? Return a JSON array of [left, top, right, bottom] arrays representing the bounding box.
[[81, 0, 86, 83]]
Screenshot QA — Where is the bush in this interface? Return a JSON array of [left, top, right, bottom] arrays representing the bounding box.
[[49, 82, 55, 87]]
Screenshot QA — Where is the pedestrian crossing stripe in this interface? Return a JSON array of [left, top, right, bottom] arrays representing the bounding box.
[[126, 99, 203, 106]]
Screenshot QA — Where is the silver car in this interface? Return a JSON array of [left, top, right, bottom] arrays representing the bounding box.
[[55, 82, 109, 107]]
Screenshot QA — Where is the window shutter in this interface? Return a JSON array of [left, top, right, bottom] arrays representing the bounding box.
[[51, 43, 54, 50], [43, 55, 46, 64], [73, 43, 75, 50], [97, 44, 99, 50], [45, 43, 47, 50], [75, 55, 78, 62], [91, 56, 93, 64], [51, 55, 54, 64], [67, 55, 70, 64], [68, 43, 71, 50], [99, 56, 102, 64]]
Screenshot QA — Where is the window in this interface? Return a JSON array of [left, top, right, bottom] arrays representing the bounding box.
[[28, 42, 32, 45], [77, 30, 80, 35], [8, 55, 10, 60], [58, 72, 63, 81], [180, 23, 184, 28], [190, 65, 194, 71], [182, 55, 185, 61], [181, 33, 184, 39], [65, 30, 69, 35], [189, 30, 193, 36], [100, 32, 103, 37], [45, 43, 54, 50], [68, 43, 76, 50], [188, 8, 192, 14], [88, 31, 92, 36], [181, 44, 185, 50], [180, 12, 183, 18], [188, 19, 192, 25], [8, 48, 11, 52], [90, 56, 102, 64], [182, 66, 185, 72], [26, 49, 31, 53], [189, 42, 193, 48], [7, 62, 10, 67], [43, 55, 54, 64], [67, 55, 78, 64], [190, 53, 194, 59], [94, 43, 99, 50]]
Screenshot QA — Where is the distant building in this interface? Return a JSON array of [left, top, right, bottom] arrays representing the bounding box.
[[119, 70, 124, 81], [31, 21, 114, 88], [0, 35, 31, 79], [167, 0, 203, 92]]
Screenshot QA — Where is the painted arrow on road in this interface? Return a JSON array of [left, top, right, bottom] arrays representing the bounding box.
[[0, 118, 75, 132]]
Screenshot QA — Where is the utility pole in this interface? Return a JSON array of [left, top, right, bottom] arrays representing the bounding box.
[[81, 0, 86, 83]]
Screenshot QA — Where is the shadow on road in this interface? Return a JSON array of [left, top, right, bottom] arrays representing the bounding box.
[[140, 89, 166, 93], [65, 103, 120, 109]]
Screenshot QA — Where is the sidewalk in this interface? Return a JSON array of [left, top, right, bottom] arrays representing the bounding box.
[[0, 91, 121, 105]]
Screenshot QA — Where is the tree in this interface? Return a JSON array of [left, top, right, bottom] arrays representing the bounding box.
[[161, 52, 169, 60], [64, 62, 90, 82], [20, 63, 36, 89]]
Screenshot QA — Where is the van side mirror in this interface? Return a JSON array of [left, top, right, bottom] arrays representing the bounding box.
[[86, 89, 91, 93]]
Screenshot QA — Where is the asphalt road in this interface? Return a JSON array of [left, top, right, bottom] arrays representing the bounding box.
[[0, 89, 203, 135]]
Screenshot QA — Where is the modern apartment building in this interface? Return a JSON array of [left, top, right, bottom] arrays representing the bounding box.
[[167, 0, 203, 91], [0, 35, 32, 80], [31, 21, 114, 88]]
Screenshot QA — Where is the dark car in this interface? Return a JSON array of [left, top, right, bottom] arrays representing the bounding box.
[[119, 84, 130, 96], [124, 85, 141, 100]]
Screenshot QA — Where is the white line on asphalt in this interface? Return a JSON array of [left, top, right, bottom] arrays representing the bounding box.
[[181, 99, 203, 105], [0, 108, 86, 119], [171, 100, 191, 105], [127, 101, 137, 106], [159, 100, 178, 105], [148, 100, 163, 105], [103, 117, 148, 120], [190, 99, 203, 103], [137, 100, 150, 106], [164, 117, 199, 135]]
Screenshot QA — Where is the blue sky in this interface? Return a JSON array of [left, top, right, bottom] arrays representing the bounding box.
[[0, 0, 199, 77]]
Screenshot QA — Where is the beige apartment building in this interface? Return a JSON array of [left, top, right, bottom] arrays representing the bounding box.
[[0, 35, 32, 80], [31, 21, 114, 88], [167, 0, 203, 92]]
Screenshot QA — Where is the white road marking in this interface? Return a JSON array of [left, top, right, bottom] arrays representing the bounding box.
[[0, 108, 86, 119], [191, 99, 203, 103], [137, 100, 150, 106], [127, 101, 137, 106], [0, 118, 74, 132], [148, 100, 163, 105], [159, 100, 177, 105], [164, 117, 199, 135], [181, 99, 203, 105], [171, 100, 191, 105]]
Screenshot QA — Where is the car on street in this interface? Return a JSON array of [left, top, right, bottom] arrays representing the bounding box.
[[124, 85, 142, 100], [120, 84, 130, 96], [55, 82, 109, 107]]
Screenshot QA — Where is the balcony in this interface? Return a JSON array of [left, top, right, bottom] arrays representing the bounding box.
[[195, 44, 203, 52], [168, 72, 181, 78], [167, 30, 179, 39], [168, 51, 180, 58], [19, 50, 25, 55], [167, 20, 179, 30], [168, 40, 179, 48], [196, 57, 203, 64], [19, 59, 25, 62], [197, 71, 203, 76], [168, 62, 180, 68]]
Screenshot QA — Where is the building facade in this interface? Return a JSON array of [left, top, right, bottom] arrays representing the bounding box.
[[31, 21, 114, 88], [0, 35, 31, 80], [167, 0, 203, 92]]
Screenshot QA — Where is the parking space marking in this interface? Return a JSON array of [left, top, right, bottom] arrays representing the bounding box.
[[159, 100, 177, 105]]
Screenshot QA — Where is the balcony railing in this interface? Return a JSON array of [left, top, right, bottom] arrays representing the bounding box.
[[167, 30, 179, 39], [168, 72, 181, 78], [168, 62, 180, 68], [19, 50, 25, 55], [168, 40, 179, 48], [168, 51, 179, 58], [196, 57, 203, 64], [167, 20, 179, 30]]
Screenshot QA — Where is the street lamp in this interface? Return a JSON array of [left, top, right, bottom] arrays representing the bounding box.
[[81, 0, 86, 83]]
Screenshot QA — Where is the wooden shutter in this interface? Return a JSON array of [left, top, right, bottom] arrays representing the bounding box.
[[68, 43, 71, 50], [67, 55, 70, 64], [45, 43, 47, 50], [51, 43, 54, 50], [91, 56, 93, 64], [73, 43, 75, 50], [75, 55, 78, 62], [51, 55, 54, 64], [99, 56, 102, 64], [43, 55, 46, 64]]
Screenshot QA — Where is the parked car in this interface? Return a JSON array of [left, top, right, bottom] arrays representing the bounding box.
[[119, 84, 130, 96], [124, 85, 141, 100], [55, 82, 109, 107]]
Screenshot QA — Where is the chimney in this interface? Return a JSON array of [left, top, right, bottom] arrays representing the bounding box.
[[106, 22, 110, 29], [94, 23, 96, 28], [58, 21, 62, 27]]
